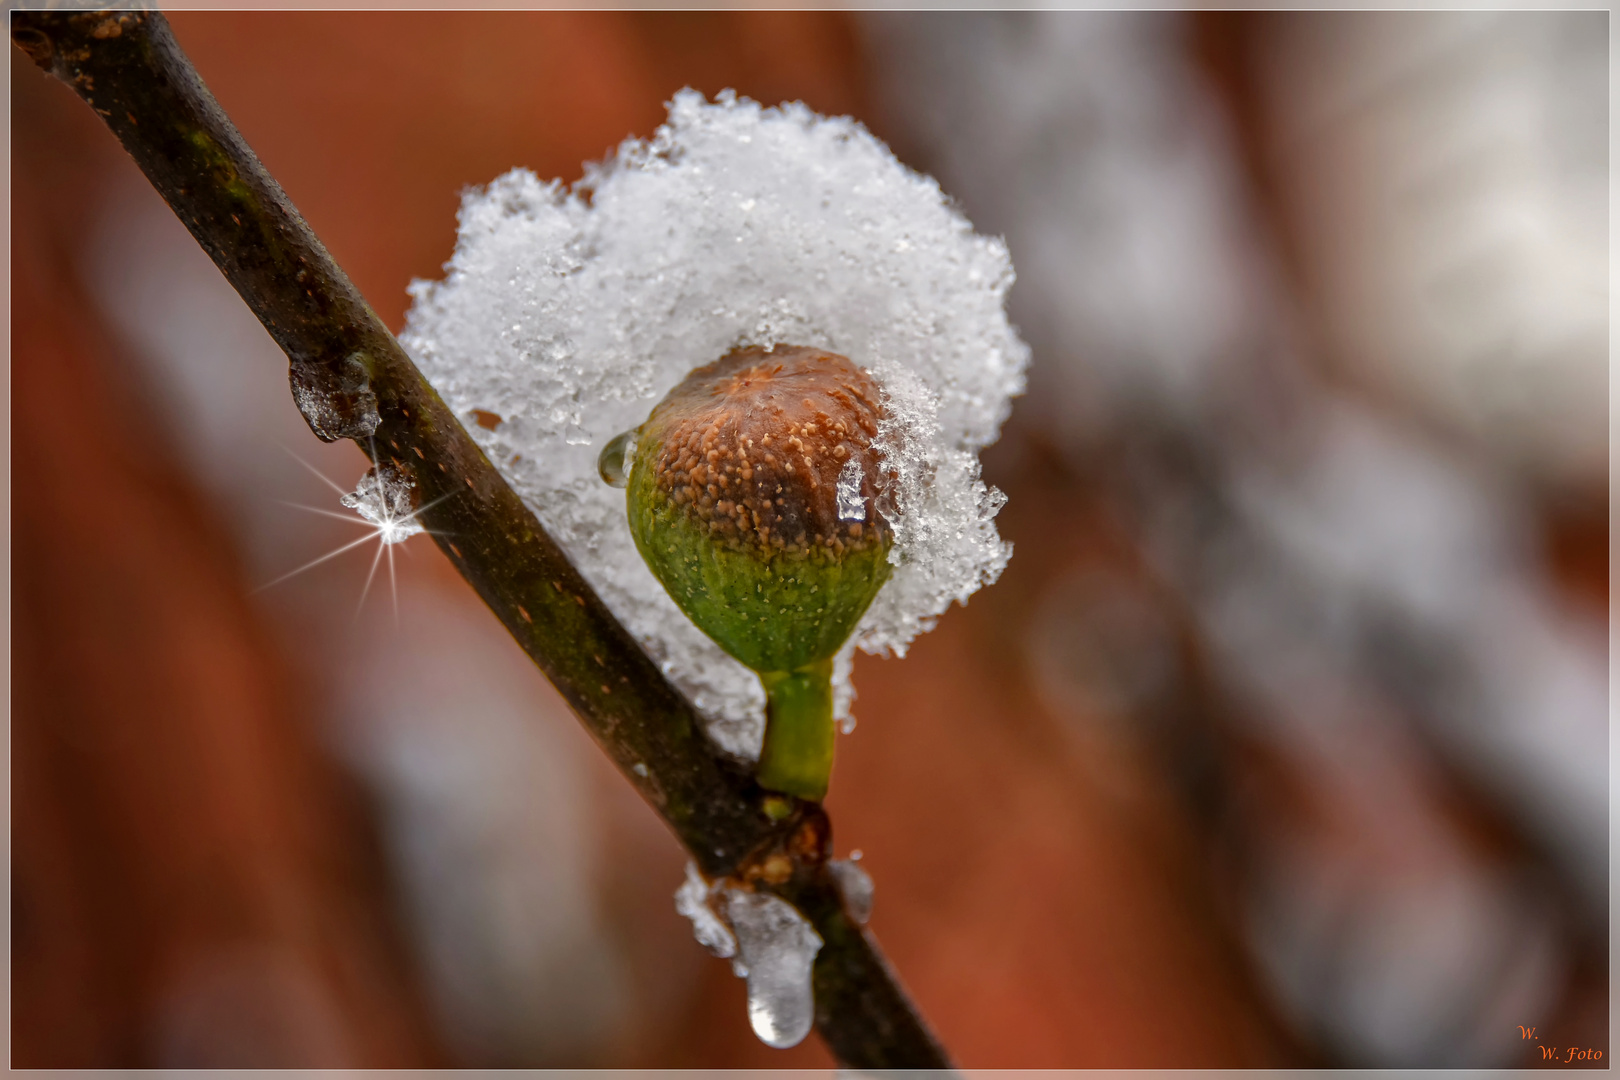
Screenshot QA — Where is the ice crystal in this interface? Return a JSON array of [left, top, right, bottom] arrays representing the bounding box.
[[673, 861, 737, 960], [402, 90, 1027, 759], [836, 458, 867, 523], [828, 853, 874, 925], [289, 351, 381, 442], [341, 463, 424, 545], [672, 863, 823, 1049], [722, 889, 824, 1049]]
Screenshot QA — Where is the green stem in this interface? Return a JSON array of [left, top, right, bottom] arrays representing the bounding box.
[[758, 659, 836, 802]]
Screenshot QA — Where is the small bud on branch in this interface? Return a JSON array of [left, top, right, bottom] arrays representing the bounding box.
[[627, 346, 894, 800]]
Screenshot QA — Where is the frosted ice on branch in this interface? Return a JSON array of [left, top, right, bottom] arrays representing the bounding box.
[[674, 861, 825, 1050], [403, 90, 1028, 761], [674, 861, 738, 960], [828, 853, 874, 926], [725, 889, 824, 1049]]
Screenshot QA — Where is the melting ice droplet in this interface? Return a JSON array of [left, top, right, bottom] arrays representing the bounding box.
[[289, 351, 381, 442], [597, 429, 637, 488], [836, 457, 866, 523], [723, 889, 824, 1049], [672, 867, 826, 1050], [828, 856, 874, 925]]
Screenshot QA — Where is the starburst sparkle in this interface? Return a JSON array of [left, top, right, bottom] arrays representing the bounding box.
[[258, 447, 449, 618]]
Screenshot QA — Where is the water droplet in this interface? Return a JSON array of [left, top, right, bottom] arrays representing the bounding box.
[[598, 429, 637, 487], [723, 890, 822, 1049], [828, 857, 874, 925], [290, 353, 380, 441]]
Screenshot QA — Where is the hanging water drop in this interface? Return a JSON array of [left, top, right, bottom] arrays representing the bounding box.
[[598, 429, 637, 487], [723, 889, 823, 1049]]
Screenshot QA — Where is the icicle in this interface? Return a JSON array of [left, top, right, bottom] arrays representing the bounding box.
[[722, 889, 824, 1049]]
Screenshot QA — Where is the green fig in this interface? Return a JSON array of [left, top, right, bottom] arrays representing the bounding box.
[[615, 345, 893, 801]]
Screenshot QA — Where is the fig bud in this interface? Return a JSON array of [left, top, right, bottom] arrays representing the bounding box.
[[617, 345, 892, 800]]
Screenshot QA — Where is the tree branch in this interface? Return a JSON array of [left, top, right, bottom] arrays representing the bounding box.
[[12, 8, 950, 1070]]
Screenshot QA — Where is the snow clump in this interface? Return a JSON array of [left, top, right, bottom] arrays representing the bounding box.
[[401, 90, 1028, 759], [673, 861, 737, 961]]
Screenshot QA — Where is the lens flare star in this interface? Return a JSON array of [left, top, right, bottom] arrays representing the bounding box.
[[256, 444, 451, 619]]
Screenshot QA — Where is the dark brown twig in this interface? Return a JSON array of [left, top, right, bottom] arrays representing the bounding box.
[[11, 8, 950, 1069]]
